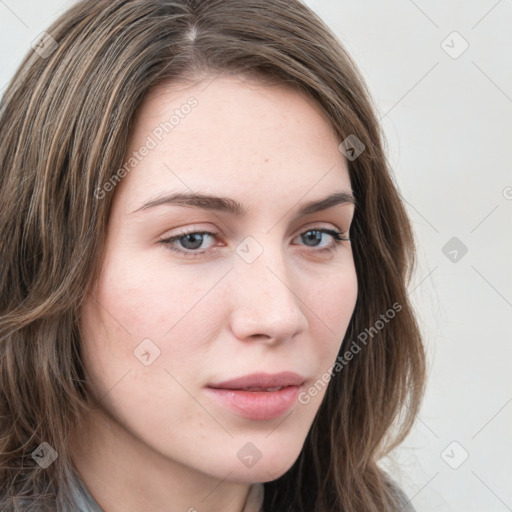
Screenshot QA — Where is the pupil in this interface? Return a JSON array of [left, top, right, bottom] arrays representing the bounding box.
[[183, 234, 203, 250], [179, 231, 323, 250], [304, 230, 321, 246]]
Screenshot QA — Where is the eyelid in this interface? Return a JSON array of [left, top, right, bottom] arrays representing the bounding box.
[[158, 220, 348, 243], [157, 222, 351, 258]]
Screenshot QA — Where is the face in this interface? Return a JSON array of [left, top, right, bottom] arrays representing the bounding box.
[[80, 74, 358, 484]]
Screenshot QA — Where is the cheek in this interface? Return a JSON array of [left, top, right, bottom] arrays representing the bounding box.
[[78, 270, 214, 447], [298, 264, 358, 404], [91, 243, 223, 338], [84, 239, 357, 357], [78, 247, 229, 395], [307, 259, 358, 340]]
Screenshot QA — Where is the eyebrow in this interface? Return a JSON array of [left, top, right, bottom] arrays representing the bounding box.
[[130, 190, 356, 217]]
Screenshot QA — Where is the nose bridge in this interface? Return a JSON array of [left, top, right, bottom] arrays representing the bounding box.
[[229, 237, 308, 341]]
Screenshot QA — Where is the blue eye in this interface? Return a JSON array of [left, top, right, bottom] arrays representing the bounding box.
[[163, 231, 217, 253], [299, 228, 349, 249], [158, 227, 350, 258]]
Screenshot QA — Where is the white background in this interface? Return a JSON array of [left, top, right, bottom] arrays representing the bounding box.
[[1, 1, 511, 510]]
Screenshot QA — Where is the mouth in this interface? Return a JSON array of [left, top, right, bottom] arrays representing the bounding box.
[[232, 386, 286, 392], [205, 372, 306, 420], [207, 371, 306, 391]]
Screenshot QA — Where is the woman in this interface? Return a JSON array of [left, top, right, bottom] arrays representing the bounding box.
[[0, 0, 425, 510]]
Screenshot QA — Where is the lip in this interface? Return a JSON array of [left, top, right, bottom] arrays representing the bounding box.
[[208, 371, 306, 390], [206, 372, 306, 420]]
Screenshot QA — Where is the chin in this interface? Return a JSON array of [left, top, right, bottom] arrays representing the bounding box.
[[214, 440, 303, 484]]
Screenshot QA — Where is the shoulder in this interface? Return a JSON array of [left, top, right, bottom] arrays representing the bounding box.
[[68, 467, 105, 512], [388, 480, 417, 512]]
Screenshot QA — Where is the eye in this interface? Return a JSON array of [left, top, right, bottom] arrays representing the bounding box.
[[295, 228, 350, 252], [159, 230, 218, 257], [158, 227, 350, 258]]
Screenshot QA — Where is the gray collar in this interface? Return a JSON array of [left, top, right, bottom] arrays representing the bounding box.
[[69, 467, 264, 512]]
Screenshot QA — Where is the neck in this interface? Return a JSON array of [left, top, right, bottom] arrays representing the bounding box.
[[68, 407, 256, 512]]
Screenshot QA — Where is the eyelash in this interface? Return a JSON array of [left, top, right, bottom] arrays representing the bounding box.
[[158, 227, 350, 258]]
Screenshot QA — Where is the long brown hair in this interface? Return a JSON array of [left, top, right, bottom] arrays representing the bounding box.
[[0, 1, 426, 510]]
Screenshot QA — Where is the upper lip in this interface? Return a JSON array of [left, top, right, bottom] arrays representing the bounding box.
[[207, 372, 306, 390]]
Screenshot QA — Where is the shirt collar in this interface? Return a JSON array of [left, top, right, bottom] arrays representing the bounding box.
[[71, 466, 264, 512]]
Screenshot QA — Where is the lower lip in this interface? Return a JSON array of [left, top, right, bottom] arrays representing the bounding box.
[[205, 385, 301, 420]]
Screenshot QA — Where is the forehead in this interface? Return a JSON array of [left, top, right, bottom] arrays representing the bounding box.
[[114, 75, 350, 211]]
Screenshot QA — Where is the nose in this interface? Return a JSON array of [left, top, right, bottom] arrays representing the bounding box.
[[228, 246, 309, 344]]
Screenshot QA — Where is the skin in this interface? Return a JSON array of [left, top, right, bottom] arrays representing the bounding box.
[[69, 74, 358, 512]]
